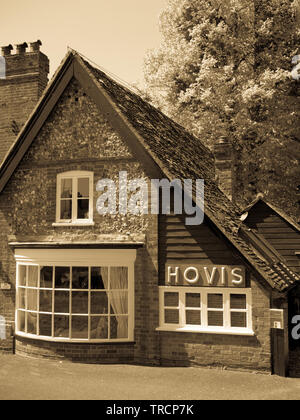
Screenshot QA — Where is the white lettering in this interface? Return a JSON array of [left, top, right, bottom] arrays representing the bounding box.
[[184, 267, 199, 284], [204, 266, 218, 285], [167, 266, 179, 284], [231, 267, 244, 285], [291, 315, 300, 340]]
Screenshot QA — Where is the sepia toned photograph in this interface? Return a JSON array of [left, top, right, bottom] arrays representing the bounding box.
[[0, 0, 300, 404]]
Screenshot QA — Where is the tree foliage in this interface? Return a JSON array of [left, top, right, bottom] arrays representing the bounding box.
[[144, 0, 300, 218]]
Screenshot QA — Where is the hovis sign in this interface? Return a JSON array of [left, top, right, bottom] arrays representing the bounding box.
[[166, 264, 246, 288]]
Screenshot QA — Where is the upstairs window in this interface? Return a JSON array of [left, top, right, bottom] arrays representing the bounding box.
[[56, 171, 93, 224]]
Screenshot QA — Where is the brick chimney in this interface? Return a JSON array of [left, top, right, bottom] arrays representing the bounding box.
[[214, 137, 233, 201], [0, 40, 49, 162]]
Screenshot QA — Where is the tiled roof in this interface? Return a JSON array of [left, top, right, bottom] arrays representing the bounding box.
[[81, 56, 300, 292]]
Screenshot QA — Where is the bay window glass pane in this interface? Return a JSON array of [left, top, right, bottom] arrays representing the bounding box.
[[208, 294, 223, 309], [60, 199, 72, 219], [18, 265, 26, 286], [27, 289, 38, 311], [110, 291, 128, 314], [230, 294, 247, 310], [72, 292, 88, 314], [19, 288, 26, 310], [90, 316, 108, 339], [164, 292, 178, 307], [28, 265, 38, 287], [91, 267, 107, 290], [27, 312, 37, 334], [208, 311, 223, 327], [54, 291, 69, 313], [91, 292, 108, 314], [54, 315, 69, 338], [231, 312, 247, 328], [72, 267, 89, 289], [40, 266, 53, 289], [186, 293, 201, 308], [110, 267, 128, 289], [17, 311, 25, 332], [39, 314, 52, 336], [165, 309, 179, 324], [186, 310, 201, 325], [61, 178, 72, 198], [78, 178, 89, 198], [39, 290, 52, 312], [55, 267, 70, 289], [77, 199, 89, 219], [71, 316, 88, 339], [110, 316, 128, 339]]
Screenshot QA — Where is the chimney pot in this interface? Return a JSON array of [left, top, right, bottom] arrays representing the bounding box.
[[29, 40, 42, 53], [1, 44, 13, 56], [15, 42, 28, 55]]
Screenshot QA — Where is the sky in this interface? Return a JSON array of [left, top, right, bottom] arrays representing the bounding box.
[[1, 0, 168, 85]]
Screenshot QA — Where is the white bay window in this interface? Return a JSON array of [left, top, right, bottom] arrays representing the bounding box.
[[15, 249, 135, 342]]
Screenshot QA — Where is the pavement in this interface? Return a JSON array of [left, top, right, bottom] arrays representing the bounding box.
[[0, 353, 300, 400]]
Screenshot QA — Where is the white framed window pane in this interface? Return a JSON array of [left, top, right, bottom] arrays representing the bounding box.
[[54, 315, 69, 338], [61, 178, 72, 198], [186, 293, 201, 308], [71, 316, 88, 339], [39, 290, 52, 312], [91, 292, 108, 314], [18, 265, 26, 286], [19, 288, 26, 310], [90, 316, 108, 339], [72, 267, 89, 289], [39, 314, 52, 336], [27, 266, 38, 287], [186, 310, 201, 325], [231, 312, 247, 328], [77, 199, 89, 219], [27, 289, 38, 311], [17, 311, 26, 332], [78, 178, 89, 198], [72, 292, 88, 314], [110, 267, 128, 289], [164, 292, 179, 307], [208, 311, 223, 327], [230, 294, 247, 310], [207, 294, 223, 309], [60, 200, 72, 219], [27, 312, 37, 335], [110, 291, 128, 314], [165, 309, 179, 324], [55, 267, 70, 289], [91, 267, 107, 290], [40, 266, 53, 289], [110, 316, 128, 339], [54, 291, 69, 313]]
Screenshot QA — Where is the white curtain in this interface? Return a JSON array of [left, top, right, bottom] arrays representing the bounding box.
[[102, 267, 128, 339]]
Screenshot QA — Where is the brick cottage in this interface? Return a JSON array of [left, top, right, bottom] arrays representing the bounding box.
[[0, 41, 300, 376]]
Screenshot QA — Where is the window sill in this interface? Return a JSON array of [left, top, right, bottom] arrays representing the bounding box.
[[156, 326, 255, 336], [15, 332, 134, 344], [52, 221, 95, 227]]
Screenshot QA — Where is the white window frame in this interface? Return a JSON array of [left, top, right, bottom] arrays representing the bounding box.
[[54, 171, 94, 226], [157, 286, 254, 336], [15, 248, 135, 343]]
